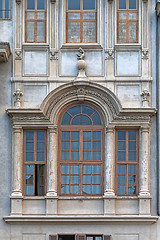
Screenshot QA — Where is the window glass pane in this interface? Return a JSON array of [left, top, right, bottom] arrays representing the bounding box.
[[118, 185, 125, 194], [62, 141, 70, 150], [128, 131, 136, 140], [118, 141, 126, 150], [61, 185, 69, 194], [128, 175, 136, 184], [37, 0, 45, 10], [61, 165, 70, 174], [27, 0, 35, 10], [36, 165, 45, 195], [92, 165, 101, 174], [26, 142, 34, 151], [26, 132, 34, 141], [71, 141, 79, 150], [93, 151, 101, 160], [37, 152, 44, 161], [62, 131, 70, 140], [129, 12, 137, 20], [37, 142, 44, 151], [83, 151, 91, 160], [37, 12, 45, 19], [128, 185, 136, 194], [129, 141, 136, 150], [37, 22, 45, 42], [5, 0, 9, 18], [118, 131, 126, 140], [71, 185, 79, 194], [118, 151, 126, 161], [118, 12, 127, 20], [129, 0, 136, 9], [72, 115, 92, 125], [61, 112, 72, 125], [92, 175, 101, 184], [71, 165, 79, 174], [71, 131, 79, 140], [26, 185, 34, 195], [27, 12, 35, 19], [82, 106, 95, 116], [92, 185, 101, 194], [71, 151, 79, 160], [92, 112, 101, 125], [128, 151, 136, 161], [118, 175, 125, 184], [83, 175, 91, 184], [118, 165, 126, 174], [119, 0, 126, 9], [26, 165, 34, 174], [83, 131, 91, 140], [26, 152, 34, 161], [129, 22, 137, 42], [67, 22, 81, 42], [83, 22, 96, 43], [68, 0, 80, 10], [83, 165, 91, 174], [61, 175, 70, 184], [83, 141, 91, 150], [128, 164, 136, 174], [27, 22, 35, 42], [93, 141, 101, 150], [83, 12, 95, 19], [61, 151, 70, 160], [68, 12, 80, 19], [83, 185, 91, 194], [87, 237, 93, 240], [93, 131, 101, 140], [68, 106, 81, 116], [95, 237, 102, 240], [0, 0, 2, 12], [118, 23, 127, 43], [37, 131, 44, 141], [71, 175, 79, 184], [26, 174, 33, 184], [83, 0, 95, 10]]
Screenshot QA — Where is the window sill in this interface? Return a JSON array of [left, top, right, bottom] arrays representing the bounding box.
[[58, 196, 103, 200], [61, 43, 103, 50], [22, 43, 49, 51], [114, 44, 141, 50]]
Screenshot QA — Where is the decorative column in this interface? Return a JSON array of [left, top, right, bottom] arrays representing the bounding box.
[[13, 89, 23, 108], [46, 126, 58, 215], [11, 126, 23, 215], [104, 126, 115, 215], [139, 126, 151, 215], [141, 89, 150, 108]]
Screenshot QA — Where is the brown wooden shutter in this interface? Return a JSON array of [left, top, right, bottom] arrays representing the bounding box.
[[49, 235, 58, 240], [76, 235, 86, 240], [104, 236, 111, 240]]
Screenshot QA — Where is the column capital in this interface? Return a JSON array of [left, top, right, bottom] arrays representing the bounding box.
[[13, 126, 22, 133], [48, 125, 58, 134], [141, 125, 150, 132], [106, 126, 115, 133]]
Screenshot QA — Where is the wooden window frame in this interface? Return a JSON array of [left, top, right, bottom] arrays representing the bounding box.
[[117, 0, 138, 43], [66, 0, 97, 43], [115, 129, 139, 196], [25, 0, 46, 43], [23, 129, 47, 196], [0, 0, 11, 20], [58, 104, 104, 196]]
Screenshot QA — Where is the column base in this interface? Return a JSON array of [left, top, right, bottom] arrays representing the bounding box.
[[46, 191, 57, 197], [138, 193, 151, 215], [46, 197, 58, 215], [103, 193, 116, 215]]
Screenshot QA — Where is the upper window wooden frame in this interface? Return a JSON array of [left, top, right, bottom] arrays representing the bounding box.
[[23, 130, 47, 196], [115, 129, 139, 196], [66, 0, 97, 43], [117, 0, 138, 43], [0, 0, 11, 20], [58, 104, 104, 196], [25, 0, 46, 43]]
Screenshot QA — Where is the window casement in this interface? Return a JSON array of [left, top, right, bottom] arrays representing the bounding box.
[[58, 104, 104, 196], [116, 130, 139, 195], [49, 234, 111, 240], [0, 0, 11, 19], [66, 0, 97, 43], [25, 0, 46, 43], [23, 130, 47, 196], [117, 0, 138, 43]]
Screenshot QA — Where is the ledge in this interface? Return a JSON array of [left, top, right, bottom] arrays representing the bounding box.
[[3, 215, 158, 224], [0, 42, 11, 62], [61, 44, 103, 50]]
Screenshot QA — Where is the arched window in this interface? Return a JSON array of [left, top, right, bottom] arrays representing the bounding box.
[[58, 104, 104, 196]]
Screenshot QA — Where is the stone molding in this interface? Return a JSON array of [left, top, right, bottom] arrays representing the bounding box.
[[0, 42, 11, 62]]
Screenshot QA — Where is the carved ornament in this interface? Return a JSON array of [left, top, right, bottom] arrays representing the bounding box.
[[156, 2, 160, 17], [15, 50, 22, 60], [141, 89, 150, 108], [76, 48, 87, 80], [13, 89, 23, 108], [50, 50, 58, 60], [105, 49, 114, 60], [142, 49, 149, 59], [16, 0, 22, 4]]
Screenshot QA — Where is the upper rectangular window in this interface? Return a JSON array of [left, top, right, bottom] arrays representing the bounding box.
[[116, 130, 139, 195], [0, 0, 11, 19], [25, 0, 46, 43], [66, 0, 97, 43], [23, 130, 47, 196], [117, 0, 138, 43]]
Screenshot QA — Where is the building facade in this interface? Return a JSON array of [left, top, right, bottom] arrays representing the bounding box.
[[0, 0, 159, 239]]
